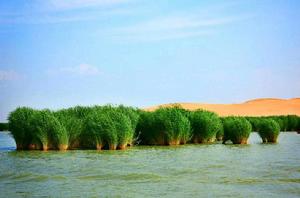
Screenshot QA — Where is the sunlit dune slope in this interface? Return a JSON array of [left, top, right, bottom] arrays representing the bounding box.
[[145, 98, 300, 116]]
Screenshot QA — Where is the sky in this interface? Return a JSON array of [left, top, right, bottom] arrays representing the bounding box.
[[0, 0, 300, 121]]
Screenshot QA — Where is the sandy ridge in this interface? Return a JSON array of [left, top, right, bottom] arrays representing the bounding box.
[[145, 98, 300, 116]]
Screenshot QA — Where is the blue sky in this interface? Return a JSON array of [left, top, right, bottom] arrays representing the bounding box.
[[0, 0, 300, 121]]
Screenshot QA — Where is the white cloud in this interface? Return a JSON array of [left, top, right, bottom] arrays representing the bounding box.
[[57, 63, 101, 76], [0, 70, 20, 81]]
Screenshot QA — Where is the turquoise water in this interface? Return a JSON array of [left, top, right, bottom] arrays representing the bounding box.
[[0, 132, 299, 197]]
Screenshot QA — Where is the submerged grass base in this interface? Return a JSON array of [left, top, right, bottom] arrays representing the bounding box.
[[216, 136, 223, 141], [168, 140, 180, 145], [232, 138, 248, 144], [117, 144, 127, 150], [222, 138, 248, 145], [58, 144, 68, 151], [192, 137, 216, 144], [262, 136, 278, 143]]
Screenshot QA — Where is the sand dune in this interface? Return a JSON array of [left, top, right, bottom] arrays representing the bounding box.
[[145, 98, 300, 116]]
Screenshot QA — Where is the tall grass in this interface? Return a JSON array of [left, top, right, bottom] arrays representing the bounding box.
[[82, 110, 117, 150], [100, 106, 135, 149], [286, 115, 299, 131], [297, 117, 300, 132], [190, 110, 222, 143], [135, 111, 158, 145], [30, 110, 68, 150], [54, 108, 83, 149], [117, 105, 140, 132], [8, 105, 297, 150], [8, 107, 36, 150], [246, 117, 262, 132], [8, 108, 68, 150], [8, 105, 138, 150], [246, 115, 300, 132], [75, 105, 136, 150], [222, 117, 252, 144], [257, 119, 280, 143], [271, 116, 288, 131], [216, 123, 224, 141], [136, 107, 191, 145]]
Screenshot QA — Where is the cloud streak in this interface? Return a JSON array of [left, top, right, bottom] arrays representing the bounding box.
[[0, 0, 133, 25], [111, 29, 213, 42], [0, 0, 252, 42], [52, 63, 101, 76], [0, 70, 20, 81], [48, 0, 130, 11], [119, 16, 237, 33], [108, 14, 246, 41]]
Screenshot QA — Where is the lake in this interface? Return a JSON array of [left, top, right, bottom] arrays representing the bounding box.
[[0, 132, 299, 197]]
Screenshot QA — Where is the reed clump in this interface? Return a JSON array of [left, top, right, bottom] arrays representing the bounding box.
[[136, 107, 191, 145], [8, 105, 298, 151], [190, 110, 222, 143], [8, 108, 68, 150], [246, 115, 300, 132], [257, 119, 280, 143], [8, 107, 36, 150], [8, 105, 139, 150], [222, 117, 252, 144]]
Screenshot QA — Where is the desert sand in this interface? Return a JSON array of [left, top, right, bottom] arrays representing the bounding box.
[[145, 98, 300, 116]]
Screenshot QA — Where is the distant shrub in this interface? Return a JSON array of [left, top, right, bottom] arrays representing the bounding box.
[[272, 116, 288, 131], [222, 117, 252, 144], [257, 115, 300, 132], [246, 117, 262, 132], [269, 116, 285, 131], [257, 119, 280, 143], [190, 110, 222, 143], [297, 117, 300, 132], [0, 122, 9, 131], [287, 115, 299, 131], [216, 122, 224, 141]]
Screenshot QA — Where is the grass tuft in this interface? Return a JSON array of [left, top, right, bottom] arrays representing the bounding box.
[[257, 119, 280, 143], [190, 110, 222, 143], [222, 116, 252, 144]]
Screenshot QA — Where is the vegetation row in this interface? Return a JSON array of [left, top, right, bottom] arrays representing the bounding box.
[[8, 105, 139, 151], [0, 122, 9, 131], [7, 105, 300, 150]]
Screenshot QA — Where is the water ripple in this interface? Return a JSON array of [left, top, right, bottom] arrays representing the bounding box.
[[0, 132, 299, 197]]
